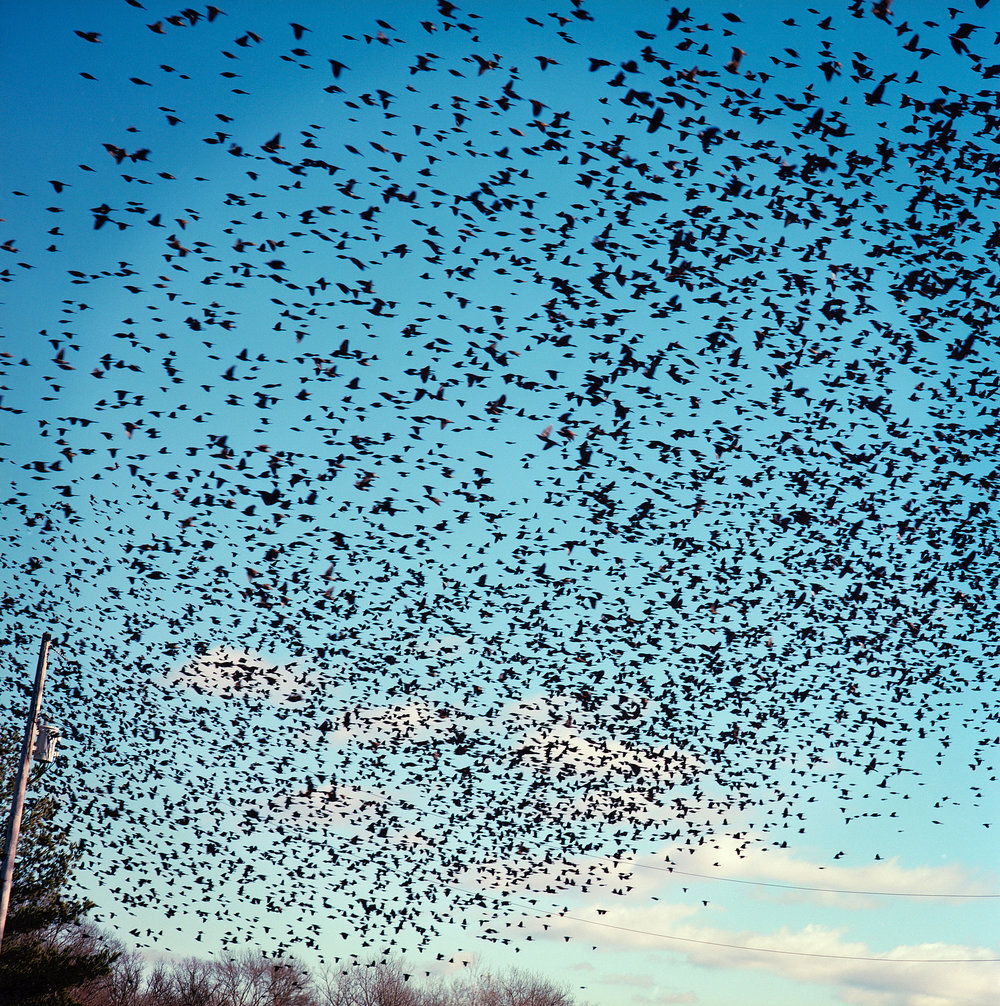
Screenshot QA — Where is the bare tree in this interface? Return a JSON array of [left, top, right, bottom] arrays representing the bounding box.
[[312, 958, 418, 1006], [67, 941, 575, 1006], [142, 963, 177, 1006], [212, 949, 315, 1006], [109, 951, 147, 1006], [73, 940, 145, 1006], [266, 957, 318, 1006], [165, 956, 222, 1006], [437, 968, 573, 1006]]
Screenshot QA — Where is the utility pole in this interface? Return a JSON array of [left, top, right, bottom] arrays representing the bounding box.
[[0, 632, 51, 954]]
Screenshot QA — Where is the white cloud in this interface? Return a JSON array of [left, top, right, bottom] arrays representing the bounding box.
[[166, 646, 311, 704], [599, 971, 654, 988], [267, 783, 390, 827], [511, 723, 702, 780], [398, 633, 472, 661], [624, 837, 995, 908], [592, 969, 697, 1001], [323, 699, 455, 746], [453, 835, 997, 1006], [673, 926, 999, 1006], [268, 783, 440, 852], [488, 691, 722, 833], [629, 994, 698, 1006], [527, 844, 1000, 1006], [540, 909, 998, 1005]]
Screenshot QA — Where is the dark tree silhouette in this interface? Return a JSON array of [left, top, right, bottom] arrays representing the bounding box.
[[0, 728, 114, 1006]]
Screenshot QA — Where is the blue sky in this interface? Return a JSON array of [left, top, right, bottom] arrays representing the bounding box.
[[1, 2, 998, 1005]]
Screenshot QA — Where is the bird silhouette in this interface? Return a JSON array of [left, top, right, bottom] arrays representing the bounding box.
[[4, 0, 997, 965]]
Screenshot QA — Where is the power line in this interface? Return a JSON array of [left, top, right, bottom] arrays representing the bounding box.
[[275, 688, 1000, 902], [552, 913, 1000, 964], [451, 883, 1000, 964], [58, 740, 996, 964], [587, 853, 1000, 899], [380, 796, 1000, 901]]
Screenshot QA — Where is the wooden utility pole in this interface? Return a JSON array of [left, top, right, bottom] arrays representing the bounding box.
[[0, 632, 51, 953]]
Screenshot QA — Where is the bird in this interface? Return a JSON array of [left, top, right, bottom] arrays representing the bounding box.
[[1, 0, 995, 969]]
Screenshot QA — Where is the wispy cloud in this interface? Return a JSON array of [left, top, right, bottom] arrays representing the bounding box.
[[268, 783, 391, 827], [543, 909, 997, 1005], [601, 836, 998, 908], [166, 646, 312, 704], [530, 844, 999, 1006], [318, 698, 455, 745], [666, 844, 994, 906], [268, 783, 439, 852], [629, 994, 698, 1006]]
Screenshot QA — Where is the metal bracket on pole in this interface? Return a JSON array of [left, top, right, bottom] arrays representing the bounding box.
[[0, 633, 52, 954]]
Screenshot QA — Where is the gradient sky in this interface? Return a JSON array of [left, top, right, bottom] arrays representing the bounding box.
[[1, 3, 998, 1005]]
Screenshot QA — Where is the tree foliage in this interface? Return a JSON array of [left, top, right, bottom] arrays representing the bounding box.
[[0, 727, 114, 1005]]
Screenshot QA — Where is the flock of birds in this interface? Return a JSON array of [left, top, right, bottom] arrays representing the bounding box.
[[1, 0, 997, 962]]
